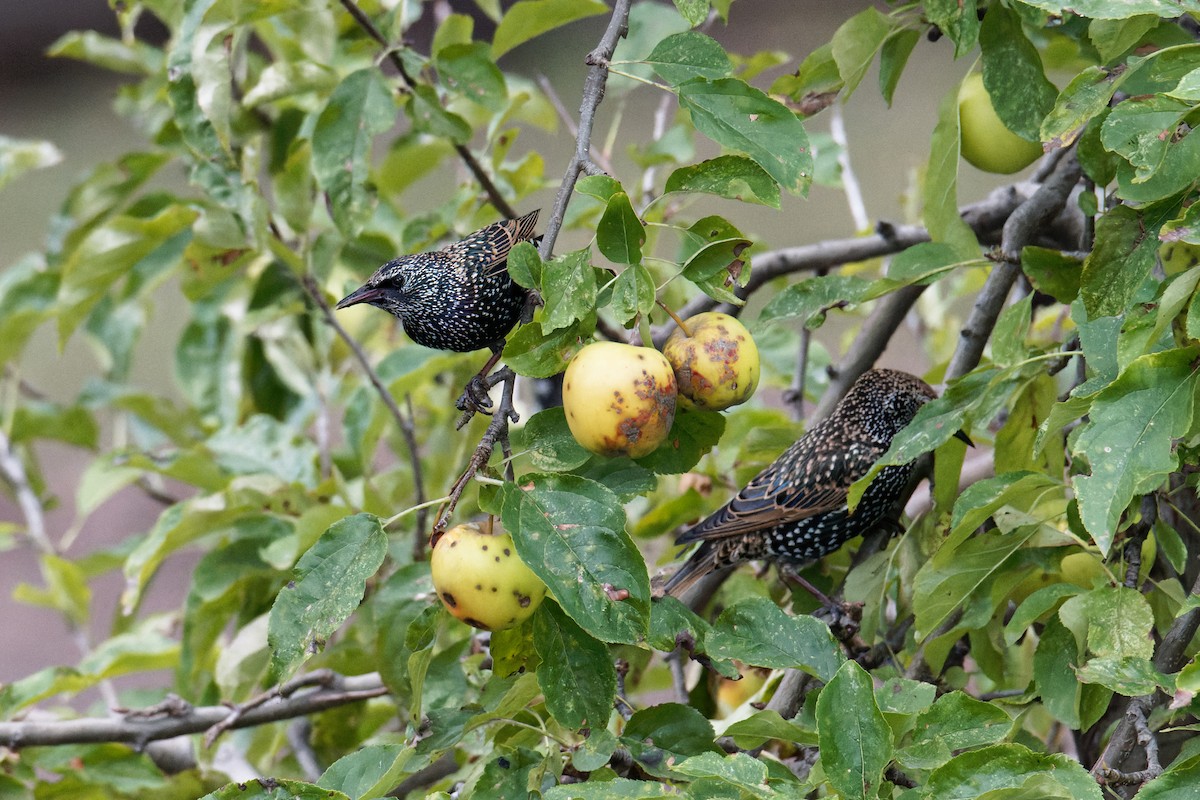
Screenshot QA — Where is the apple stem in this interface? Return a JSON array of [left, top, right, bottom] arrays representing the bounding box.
[[658, 301, 692, 338]]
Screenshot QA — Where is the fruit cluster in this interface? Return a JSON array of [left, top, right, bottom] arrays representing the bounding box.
[[563, 312, 760, 459]]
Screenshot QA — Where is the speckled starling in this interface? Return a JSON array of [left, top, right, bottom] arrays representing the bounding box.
[[336, 210, 539, 354], [664, 368, 971, 597]]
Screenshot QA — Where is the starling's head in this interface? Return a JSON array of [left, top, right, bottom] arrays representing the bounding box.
[[842, 368, 938, 442], [336, 259, 415, 319]]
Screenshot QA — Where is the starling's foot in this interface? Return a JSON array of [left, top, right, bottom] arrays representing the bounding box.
[[456, 374, 495, 414], [779, 564, 863, 643]]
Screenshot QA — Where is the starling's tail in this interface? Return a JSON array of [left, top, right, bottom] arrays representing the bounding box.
[[663, 542, 720, 598]]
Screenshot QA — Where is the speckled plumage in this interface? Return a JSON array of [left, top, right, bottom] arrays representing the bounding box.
[[336, 210, 539, 353], [663, 369, 941, 597]]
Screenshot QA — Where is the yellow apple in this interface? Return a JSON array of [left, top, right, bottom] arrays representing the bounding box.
[[430, 522, 546, 630], [562, 341, 677, 458], [958, 73, 1043, 175], [662, 312, 760, 411]]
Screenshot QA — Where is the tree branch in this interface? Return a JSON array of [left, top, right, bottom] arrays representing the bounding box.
[[539, 0, 632, 260], [0, 672, 387, 749], [338, 0, 515, 218]]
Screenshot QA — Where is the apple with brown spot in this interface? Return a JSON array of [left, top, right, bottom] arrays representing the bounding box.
[[663, 312, 760, 411], [562, 341, 677, 458]]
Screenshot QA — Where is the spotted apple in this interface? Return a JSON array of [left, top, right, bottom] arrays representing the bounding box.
[[662, 312, 760, 411], [430, 522, 546, 631], [562, 341, 677, 458]]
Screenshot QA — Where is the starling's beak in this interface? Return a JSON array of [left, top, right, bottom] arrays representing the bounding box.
[[336, 285, 385, 310], [954, 429, 975, 447]]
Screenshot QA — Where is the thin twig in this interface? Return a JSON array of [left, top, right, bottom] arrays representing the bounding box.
[[536, 74, 614, 175], [337, 0, 515, 217], [539, 0, 633, 260], [434, 368, 519, 536]]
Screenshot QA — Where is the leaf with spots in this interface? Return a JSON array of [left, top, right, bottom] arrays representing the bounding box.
[[499, 474, 649, 644], [267, 514, 387, 682], [532, 601, 616, 729], [1071, 347, 1200, 555], [705, 598, 844, 680]]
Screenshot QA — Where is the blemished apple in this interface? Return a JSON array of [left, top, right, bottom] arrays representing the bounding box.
[[662, 312, 760, 411], [562, 341, 677, 458], [430, 522, 546, 631], [958, 73, 1043, 175]]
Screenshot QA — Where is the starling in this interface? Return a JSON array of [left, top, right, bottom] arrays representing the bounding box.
[[664, 368, 971, 597], [336, 210, 539, 407]]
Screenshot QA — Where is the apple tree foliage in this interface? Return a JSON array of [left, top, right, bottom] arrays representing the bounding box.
[[2, 0, 1200, 797]]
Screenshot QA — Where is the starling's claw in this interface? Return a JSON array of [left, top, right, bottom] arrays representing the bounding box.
[[456, 375, 496, 414]]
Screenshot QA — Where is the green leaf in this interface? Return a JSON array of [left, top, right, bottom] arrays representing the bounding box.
[[757, 275, 874, 329], [672, 0, 709, 27], [58, 205, 197, 344], [1090, 16, 1161, 63], [1022, 247, 1083, 303], [406, 84, 473, 144], [313, 69, 396, 235], [673, 752, 774, 797], [1035, 615, 1084, 728], [816, 661, 892, 800], [1071, 347, 1200, 554], [624, 703, 717, 757], [723, 710, 817, 749], [609, 263, 657, 326], [925, 0, 981, 57], [318, 745, 415, 800], [913, 528, 1037, 641], [597, 192, 644, 265], [705, 598, 845, 679], [0, 135, 63, 191], [48, 29, 158, 75], [830, 7, 893, 99], [1084, 585, 1155, 660], [879, 28, 920, 106], [644, 31, 732, 86], [665, 155, 781, 208], [979, 4, 1057, 142], [1042, 66, 1129, 150], [648, 596, 739, 678], [1076, 655, 1170, 695], [533, 601, 617, 729], [492, 0, 610, 59], [633, 409, 725, 475], [897, 692, 1012, 771], [542, 248, 598, 332], [207, 414, 320, 486], [543, 778, 677, 799], [677, 78, 812, 195], [924, 86, 980, 259], [1020, 0, 1195, 19], [504, 314, 593, 378], [499, 474, 650, 644], [992, 293, 1032, 367], [924, 744, 1102, 800], [436, 42, 507, 111], [200, 778, 351, 800], [771, 42, 842, 115], [267, 514, 387, 681], [522, 407, 592, 471]]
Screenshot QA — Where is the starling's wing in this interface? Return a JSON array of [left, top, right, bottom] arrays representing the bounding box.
[[445, 209, 540, 279], [675, 438, 884, 544]]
